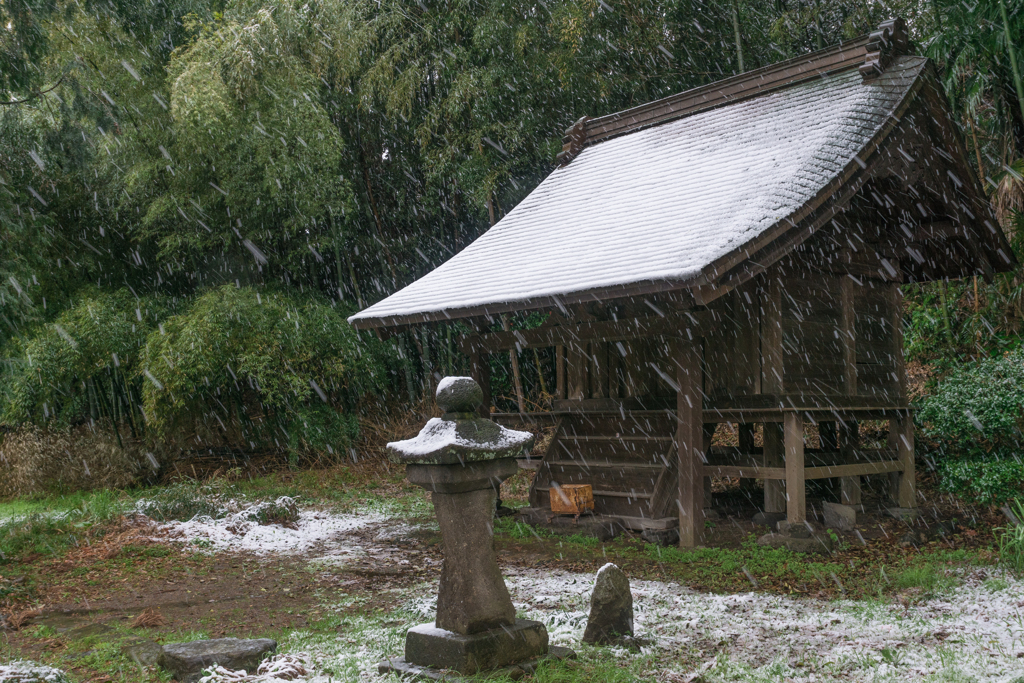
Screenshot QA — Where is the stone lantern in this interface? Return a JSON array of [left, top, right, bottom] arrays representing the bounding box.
[[379, 377, 573, 677]]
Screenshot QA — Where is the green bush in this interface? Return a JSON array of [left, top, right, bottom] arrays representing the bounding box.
[[139, 285, 391, 456], [917, 348, 1024, 505], [937, 458, 1024, 506], [0, 288, 168, 429]]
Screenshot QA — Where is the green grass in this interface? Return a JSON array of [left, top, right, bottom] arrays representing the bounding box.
[[644, 535, 850, 589], [998, 498, 1024, 573], [893, 562, 958, 594]]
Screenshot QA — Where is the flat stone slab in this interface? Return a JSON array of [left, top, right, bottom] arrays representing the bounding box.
[[402, 619, 548, 674], [379, 644, 575, 681], [158, 638, 276, 682]]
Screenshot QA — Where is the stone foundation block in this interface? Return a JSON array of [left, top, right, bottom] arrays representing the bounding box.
[[403, 619, 548, 674], [822, 502, 857, 530]]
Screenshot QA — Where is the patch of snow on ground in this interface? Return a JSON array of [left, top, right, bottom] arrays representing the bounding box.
[[503, 566, 1024, 681], [198, 653, 312, 682], [0, 661, 69, 683], [155, 508, 384, 556]]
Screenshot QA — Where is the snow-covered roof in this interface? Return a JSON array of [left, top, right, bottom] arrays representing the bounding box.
[[351, 51, 931, 329]]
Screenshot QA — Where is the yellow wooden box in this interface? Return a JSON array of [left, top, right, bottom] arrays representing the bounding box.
[[549, 484, 594, 515]]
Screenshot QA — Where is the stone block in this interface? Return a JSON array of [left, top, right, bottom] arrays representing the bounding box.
[[752, 512, 786, 528], [379, 644, 575, 681], [641, 527, 678, 546], [822, 502, 857, 530], [158, 638, 276, 682], [403, 619, 548, 674]]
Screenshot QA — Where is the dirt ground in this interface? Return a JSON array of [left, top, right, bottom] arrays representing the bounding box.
[[0, 459, 1004, 683]]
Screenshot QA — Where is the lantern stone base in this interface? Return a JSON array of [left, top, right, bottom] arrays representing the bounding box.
[[378, 619, 566, 678]]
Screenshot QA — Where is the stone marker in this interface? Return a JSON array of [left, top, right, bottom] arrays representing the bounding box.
[[582, 563, 634, 645], [822, 501, 856, 531], [158, 638, 276, 682], [379, 377, 575, 677]]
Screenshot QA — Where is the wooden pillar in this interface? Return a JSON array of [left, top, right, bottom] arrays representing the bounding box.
[[819, 422, 837, 450], [892, 411, 917, 507], [889, 284, 908, 403], [784, 412, 806, 524], [840, 275, 857, 395], [591, 342, 608, 399], [555, 345, 566, 399], [738, 424, 755, 453], [703, 423, 716, 507], [469, 352, 491, 418], [761, 275, 783, 394], [891, 413, 916, 508], [675, 339, 704, 548], [567, 342, 586, 400], [763, 422, 785, 513], [839, 420, 861, 505]]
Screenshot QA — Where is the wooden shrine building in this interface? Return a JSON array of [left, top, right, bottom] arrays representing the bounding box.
[[350, 20, 1015, 547]]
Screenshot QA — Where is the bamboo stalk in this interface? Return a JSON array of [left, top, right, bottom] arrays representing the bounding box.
[[1000, 0, 1024, 125], [731, 0, 744, 72]]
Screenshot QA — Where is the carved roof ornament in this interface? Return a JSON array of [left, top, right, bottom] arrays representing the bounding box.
[[860, 18, 908, 81], [556, 116, 591, 167]]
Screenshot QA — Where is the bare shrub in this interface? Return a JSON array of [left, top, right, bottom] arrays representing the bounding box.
[[0, 423, 156, 498], [131, 608, 166, 628]]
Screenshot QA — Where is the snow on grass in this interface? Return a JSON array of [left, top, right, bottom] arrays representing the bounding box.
[[155, 508, 386, 556], [0, 661, 70, 683], [500, 566, 1024, 682]]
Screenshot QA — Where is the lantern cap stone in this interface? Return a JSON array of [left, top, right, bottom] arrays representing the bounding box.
[[435, 376, 482, 413], [387, 376, 534, 465]]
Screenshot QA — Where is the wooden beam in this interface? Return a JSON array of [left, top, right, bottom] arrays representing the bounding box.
[[703, 460, 902, 480], [675, 339, 704, 548], [458, 311, 716, 355], [784, 412, 806, 524]]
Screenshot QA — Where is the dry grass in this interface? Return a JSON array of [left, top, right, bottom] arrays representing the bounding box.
[[130, 607, 166, 628], [6, 608, 40, 631], [50, 516, 157, 567], [0, 423, 154, 498]]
